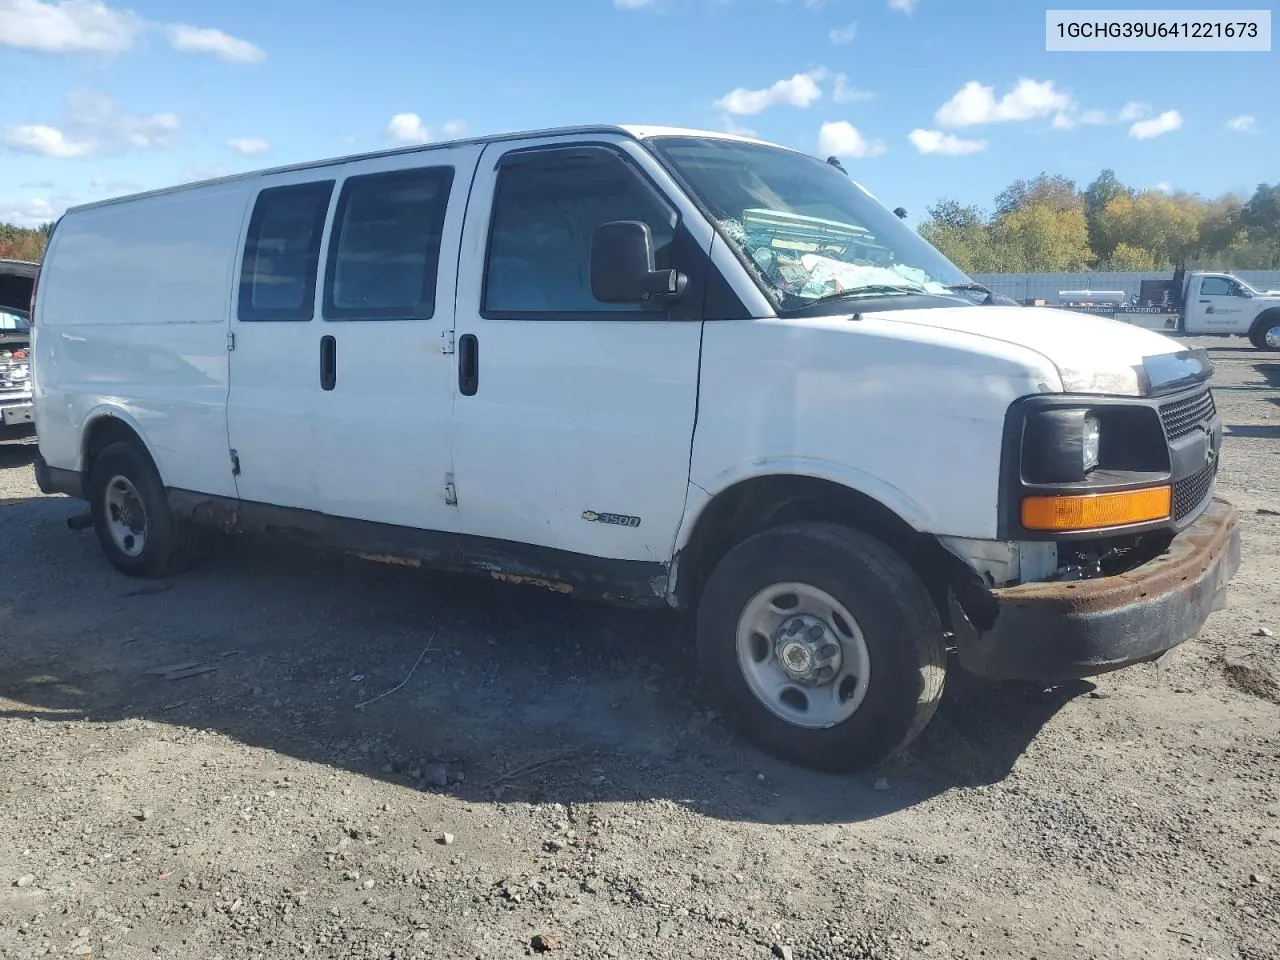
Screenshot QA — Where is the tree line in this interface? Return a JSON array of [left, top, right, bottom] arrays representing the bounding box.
[[0, 222, 52, 262], [917, 174, 1280, 274]]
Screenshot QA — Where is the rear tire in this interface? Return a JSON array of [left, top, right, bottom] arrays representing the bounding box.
[[88, 440, 202, 578], [695, 521, 946, 774], [1251, 316, 1280, 351]]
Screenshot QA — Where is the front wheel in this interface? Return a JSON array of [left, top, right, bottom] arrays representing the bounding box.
[[696, 522, 946, 773]]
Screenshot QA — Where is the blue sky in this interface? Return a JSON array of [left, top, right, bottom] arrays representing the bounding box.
[[1, 0, 1275, 229]]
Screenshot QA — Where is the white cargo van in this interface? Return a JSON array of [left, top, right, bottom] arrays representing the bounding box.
[[30, 125, 1241, 773]]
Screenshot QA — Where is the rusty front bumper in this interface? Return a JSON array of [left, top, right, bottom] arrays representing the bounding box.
[[956, 498, 1241, 682]]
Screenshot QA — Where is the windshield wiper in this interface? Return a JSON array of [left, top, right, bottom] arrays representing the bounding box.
[[945, 282, 994, 298], [803, 284, 927, 305]]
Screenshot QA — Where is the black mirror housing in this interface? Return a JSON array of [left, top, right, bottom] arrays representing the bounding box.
[[590, 220, 687, 305]]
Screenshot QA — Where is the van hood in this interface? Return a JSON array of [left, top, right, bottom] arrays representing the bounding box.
[[862, 303, 1210, 397]]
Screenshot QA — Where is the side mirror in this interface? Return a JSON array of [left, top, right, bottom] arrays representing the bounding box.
[[590, 221, 687, 305]]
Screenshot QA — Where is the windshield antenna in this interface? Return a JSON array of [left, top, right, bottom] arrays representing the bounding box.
[[825, 156, 847, 174]]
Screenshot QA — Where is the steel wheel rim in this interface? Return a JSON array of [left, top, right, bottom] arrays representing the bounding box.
[[1265, 325, 1280, 350], [104, 475, 148, 558], [735, 581, 872, 729]]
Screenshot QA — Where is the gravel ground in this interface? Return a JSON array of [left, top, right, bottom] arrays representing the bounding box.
[[1, 341, 1278, 960]]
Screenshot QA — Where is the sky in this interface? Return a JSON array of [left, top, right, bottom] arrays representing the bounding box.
[[1, 0, 1276, 229]]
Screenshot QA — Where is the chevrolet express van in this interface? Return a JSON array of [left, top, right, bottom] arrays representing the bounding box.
[[30, 125, 1241, 773]]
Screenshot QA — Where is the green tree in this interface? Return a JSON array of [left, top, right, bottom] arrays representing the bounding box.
[[991, 203, 1093, 272]]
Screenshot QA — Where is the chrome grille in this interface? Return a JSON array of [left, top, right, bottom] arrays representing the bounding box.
[[1159, 389, 1216, 440]]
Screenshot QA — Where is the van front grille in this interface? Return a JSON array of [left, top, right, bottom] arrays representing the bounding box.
[[1159, 389, 1216, 440]]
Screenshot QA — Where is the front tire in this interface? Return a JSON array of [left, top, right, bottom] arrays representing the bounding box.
[[88, 440, 201, 578], [696, 522, 946, 773]]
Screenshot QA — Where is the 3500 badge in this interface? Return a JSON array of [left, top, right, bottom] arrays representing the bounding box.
[[582, 510, 642, 528]]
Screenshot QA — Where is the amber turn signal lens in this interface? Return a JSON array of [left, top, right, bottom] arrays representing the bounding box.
[[1021, 486, 1172, 531]]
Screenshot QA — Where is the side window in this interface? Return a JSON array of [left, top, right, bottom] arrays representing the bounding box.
[[323, 166, 455, 321], [238, 181, 334, 322], [483, 149, 677, 317], [1200, 277, 1232, 297]]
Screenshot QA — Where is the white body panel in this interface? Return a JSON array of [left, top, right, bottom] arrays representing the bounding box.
[[450, 134, 703, 561], [685, 316, 1062, 543], [32, 183, 243, 497], [1182, 272, 1280, 335]]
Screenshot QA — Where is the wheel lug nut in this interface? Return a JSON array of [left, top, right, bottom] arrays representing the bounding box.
[[786, 620, 802, 635], [818, 644, 838, 659], [808, 625, 824, 641]]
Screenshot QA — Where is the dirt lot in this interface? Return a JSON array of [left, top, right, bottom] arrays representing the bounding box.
[[2, 342, 1278, 960]]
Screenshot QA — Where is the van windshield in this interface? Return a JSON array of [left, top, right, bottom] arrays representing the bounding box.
[[648, 136, 974, 313]]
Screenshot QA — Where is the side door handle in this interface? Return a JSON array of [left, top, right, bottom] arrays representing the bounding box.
[[320, 335, 336, 391], [458, 333, 478, 396]]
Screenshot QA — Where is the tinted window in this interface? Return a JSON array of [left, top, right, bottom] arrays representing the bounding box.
[[483, 149, 676, 316], [324, 167, 455, 320], [238, 181, 334, 322], [1200, 277, 1236, 297]]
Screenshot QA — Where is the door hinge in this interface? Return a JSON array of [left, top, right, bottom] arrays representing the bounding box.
[[226, 332, 236, 351], [441, 330, 455, 355], [444, 473, 457, 506], [230, 449, 241, 476]]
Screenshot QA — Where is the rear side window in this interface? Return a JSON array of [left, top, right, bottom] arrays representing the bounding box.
[[238, 181, 334, 322], [482, 148, 677, 318], [323, 166, 455, 320]]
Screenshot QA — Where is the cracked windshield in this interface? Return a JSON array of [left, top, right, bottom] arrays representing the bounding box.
[[653, 136, 973, 310]]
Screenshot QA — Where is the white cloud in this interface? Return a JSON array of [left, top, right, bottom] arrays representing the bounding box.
[[1155, 182, 1172, 193], [715, 71, 824, 116], [831, 74, 875, 103], [0, 3, 266, 64], [1116, 101, 1149, 122], [1, 124, 94, 158], [829, 21, 857, 44], [228, 137, 270, 156], [387, 113, 431, 144], [1, 90, 181, 159], [1227, 114, 1255, 132], [614, 0, 653, 8], [1052, 113, 1074, 130], [1078, 109, 1109, 125], [1128, 109, 1182, 140], [907, 128, 986, 156], [0, 193, 76, 227], [889, 0, 917, 12], [0, 0, 142, 54], [442, 120, 468, 137], [818, 121, 887, 159], [936, 78, 1072, 128], [165, 23, 264, 62]]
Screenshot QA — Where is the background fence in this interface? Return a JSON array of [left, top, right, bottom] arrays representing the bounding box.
[[971, 271, 1280, 304]]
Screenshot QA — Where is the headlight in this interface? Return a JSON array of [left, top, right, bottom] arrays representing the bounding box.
[[1082, 415, 1100, 472]]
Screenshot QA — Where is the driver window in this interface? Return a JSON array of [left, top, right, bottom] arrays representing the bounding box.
[[483, 149, 676, 317], [1200, 277, 1233, 297]]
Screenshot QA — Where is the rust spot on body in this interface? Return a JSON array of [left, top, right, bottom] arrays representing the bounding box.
[[489, 572, 573, 594]]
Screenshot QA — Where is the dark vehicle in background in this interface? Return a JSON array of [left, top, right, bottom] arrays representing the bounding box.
[[0, 259, 36, 435]]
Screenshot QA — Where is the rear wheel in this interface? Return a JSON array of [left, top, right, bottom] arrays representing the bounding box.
[[1252, 316, 1280, 350], [695, 521, 947, 773], [88, 440, 201, 577]]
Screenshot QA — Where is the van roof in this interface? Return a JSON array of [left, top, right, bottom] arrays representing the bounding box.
[[61, 124, 787, 217]]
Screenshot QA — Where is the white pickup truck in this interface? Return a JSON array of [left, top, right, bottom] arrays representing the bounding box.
[[29, 125, 1242, 773], [1115, 269, 1280, 349]]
